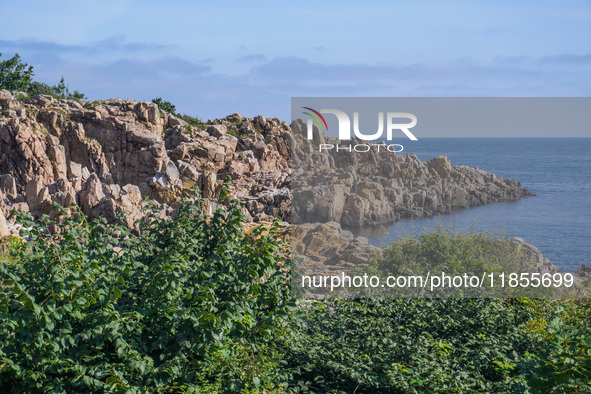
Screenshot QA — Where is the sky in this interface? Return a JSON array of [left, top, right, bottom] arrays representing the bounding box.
[[1, 0, 591, 130]]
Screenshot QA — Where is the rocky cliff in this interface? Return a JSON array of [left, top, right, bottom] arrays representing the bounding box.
[[291, 119, 534, 226], [0, 90, 291, 235], [0, 91, 535, 238], [0, 91, 588, 293]]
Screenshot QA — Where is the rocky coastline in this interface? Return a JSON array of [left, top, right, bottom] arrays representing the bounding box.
[[0, 91, 534, 233], [0, 91, 588, 287], [291, 119, 534, 227]]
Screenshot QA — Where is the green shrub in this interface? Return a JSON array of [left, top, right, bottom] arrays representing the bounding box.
[[151, 98, 204, 128], [285, 298, 541, 393], [180, 114, 204, 127], [0, 184, 293, 392], [378, 225, 518, 275], [0, 54, 85, 100], [369, 225, 558, 297], [521, 301, 591, 393], [152, 97, 178, 116], [28, 78, 86, 101], [0, 53, 34, 92]]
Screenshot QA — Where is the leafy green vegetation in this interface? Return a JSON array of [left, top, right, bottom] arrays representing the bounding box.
[[521, 300, 591, 392], [152, 98, 204, 128], [377, 225, 516, 276], [152, 97, 179, 116], [366, 225, 560, 298], [180, 114, 204, 128], [0, 53, 85, 100], [27, 78, 86, 101], [0, 187, 589, 392], [0, 53, 34, 92], [285, 298, 590, 393], [0, 185, 293, 392]]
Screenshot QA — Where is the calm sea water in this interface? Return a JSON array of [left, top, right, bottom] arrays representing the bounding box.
[[348, 138, 591, 273]]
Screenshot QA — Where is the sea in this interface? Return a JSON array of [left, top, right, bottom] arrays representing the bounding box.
[[347, 138, 591, 273]]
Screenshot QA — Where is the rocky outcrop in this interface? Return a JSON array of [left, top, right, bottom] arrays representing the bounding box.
[[0, 91, 538, 234], [291, 223, 589, 297], [291, 222, 381, 275], [0, 90, 539, 238], [0, 91, 587, 295], [510, 237, 563, 276], [291, 120, 534, 227], [0, 209, 9, 239], [509, 237, 590, 294], [0, 91, 292, 236]]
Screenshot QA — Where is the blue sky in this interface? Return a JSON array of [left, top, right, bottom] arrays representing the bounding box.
[[1, 0, 590, 122]]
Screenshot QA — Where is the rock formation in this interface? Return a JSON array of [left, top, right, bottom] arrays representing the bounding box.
[[290, 119, 534, 226], [0, 91, 291, 235], [0, 91, 538, 236], [0, 91, 588, 294], [291, 222, 381, 276]]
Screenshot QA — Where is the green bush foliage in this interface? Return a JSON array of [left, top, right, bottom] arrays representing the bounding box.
[[179, 114, 204, 127], [286, 298, 529, 392], [284, 297, 591, 393], [377, 226, 519, 276], [0, 53, 34, 92], [152, 97, 178, 116], [0, 186, 589, 392], [0, 186, 293, 392], [0, 53, 85, 100], [367, 226, 561, 298], [520, 300, 591, 393], [152, 97, 203, 127], [27, 78, 86, 100]]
